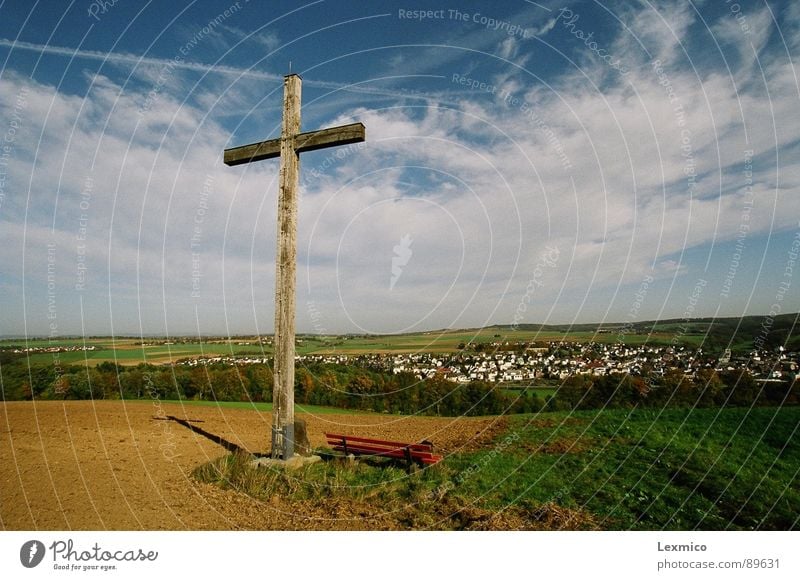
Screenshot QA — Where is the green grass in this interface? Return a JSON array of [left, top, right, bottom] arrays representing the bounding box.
[[121, 398, 359, 415], [298, 329, 679, 354], [447, 406, 799, 530], [193, 406, 800, 530], [22, 342, 272, 365], [195, 452, 420, 502], [124, 398, 374, 415]]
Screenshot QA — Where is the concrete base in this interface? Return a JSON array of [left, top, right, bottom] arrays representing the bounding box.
[[249, 454, 322, 471]]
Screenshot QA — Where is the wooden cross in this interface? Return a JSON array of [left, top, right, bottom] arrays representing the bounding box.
[[224, 74, 365, 459]]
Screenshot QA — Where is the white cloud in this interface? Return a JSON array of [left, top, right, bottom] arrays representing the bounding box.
[[616, 0, 696, 66], [711, 6, 773, 71]]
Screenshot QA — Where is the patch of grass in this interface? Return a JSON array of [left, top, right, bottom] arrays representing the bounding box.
[[15, 340, 272, 366], [450, 407, 799, 530], [193, 451, 433, 503], [192, 451, 597, 530], [126, 398, 374, 415]]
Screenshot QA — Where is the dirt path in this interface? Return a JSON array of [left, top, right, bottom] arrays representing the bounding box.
[[0, 401, 505, 530]]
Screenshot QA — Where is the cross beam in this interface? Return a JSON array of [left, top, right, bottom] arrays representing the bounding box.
[[224, 122, 365, 166], [223, 74, 365, 460]]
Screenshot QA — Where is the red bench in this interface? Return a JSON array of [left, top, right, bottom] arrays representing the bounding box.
[[325, 433, 442, 466]]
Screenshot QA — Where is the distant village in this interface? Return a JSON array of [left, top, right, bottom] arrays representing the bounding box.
[[6, 338, 797, 384], [8, 345, 98, 354], [178, 341, 798, 384]]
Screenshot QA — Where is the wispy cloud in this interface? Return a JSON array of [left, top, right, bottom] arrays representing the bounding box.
[[0, 38, 452, 104]]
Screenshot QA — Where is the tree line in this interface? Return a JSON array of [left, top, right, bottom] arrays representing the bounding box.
[[0, 355, 797, 415], [553, 369, 799, 410]]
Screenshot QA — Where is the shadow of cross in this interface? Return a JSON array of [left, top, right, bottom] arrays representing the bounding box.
[[224, 73, 365, 461], [161, 415, 246, 454]]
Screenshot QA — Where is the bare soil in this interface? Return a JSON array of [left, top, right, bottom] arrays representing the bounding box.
[[0, 401, 506, 530]]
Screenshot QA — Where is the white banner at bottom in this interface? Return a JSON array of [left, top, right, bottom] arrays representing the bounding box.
[[1, 531, 797, 579]]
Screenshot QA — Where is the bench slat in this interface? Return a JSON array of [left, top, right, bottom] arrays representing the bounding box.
[[325, 433, 433, 451], [331, 443, 434, 458], [332, 445, 442, 465], [332, 445, 411, 459], [327, 440, 433, 454]]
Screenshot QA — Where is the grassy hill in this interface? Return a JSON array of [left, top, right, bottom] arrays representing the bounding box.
[[453, 406, 798, 529], [508, 312, 799, 352]]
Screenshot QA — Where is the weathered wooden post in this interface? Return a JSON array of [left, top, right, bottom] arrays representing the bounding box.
[[224, 74, 365, 459]]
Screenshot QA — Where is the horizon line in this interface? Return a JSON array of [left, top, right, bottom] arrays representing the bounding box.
[[2, 311, 796, 341]]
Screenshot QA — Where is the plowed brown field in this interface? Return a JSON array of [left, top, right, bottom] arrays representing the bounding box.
[[0, 401, 505, 530]]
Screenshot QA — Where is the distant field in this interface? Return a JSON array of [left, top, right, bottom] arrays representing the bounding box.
[[296, 328, 678, 355], [0, 329, 715, 367], [10, 339, 271, 366], [2, 313, 794, 366]]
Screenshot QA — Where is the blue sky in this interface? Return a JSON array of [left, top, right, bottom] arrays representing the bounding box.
[[0, 0, 798, 336]]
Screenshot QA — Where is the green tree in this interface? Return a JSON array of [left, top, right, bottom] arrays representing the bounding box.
[[695, 369, 724, 407], [120, 368, 145, 398], [721, 369, 759, 407]]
